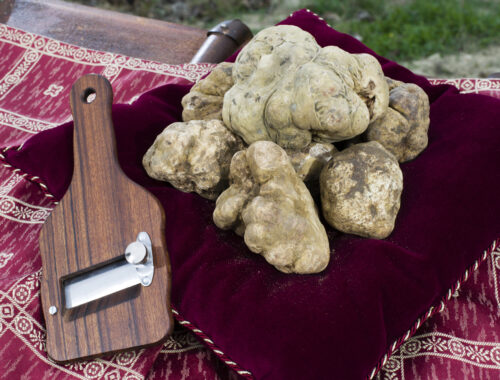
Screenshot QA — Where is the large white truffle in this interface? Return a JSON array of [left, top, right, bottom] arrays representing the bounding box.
[[320, 141, 403, 239], [143, 119, 244, 200], [214, 141, 331, 274], [222, 25, 389, 149]]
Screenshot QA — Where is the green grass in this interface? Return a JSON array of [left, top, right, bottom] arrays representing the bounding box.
[[304, 0, 500, 61], [71, 0, 500, 61]]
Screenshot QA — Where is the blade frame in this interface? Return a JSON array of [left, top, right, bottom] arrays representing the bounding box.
[[63, 232, 154, 309]]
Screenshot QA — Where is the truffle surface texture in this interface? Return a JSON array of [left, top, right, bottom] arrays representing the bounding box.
[[222, 25, 389, 149], [214, 141, 331, 274], [366, 80, 430, 162], [143, 119, 244, 200], [320, 141, 403, 239], [286, 142, 337, 182], [181, 62, 234, 122]]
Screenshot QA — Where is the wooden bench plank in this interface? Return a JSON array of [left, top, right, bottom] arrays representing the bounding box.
[[2, 0, 207, 64]]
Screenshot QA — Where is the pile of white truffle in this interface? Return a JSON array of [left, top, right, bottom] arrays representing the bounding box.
[[143, 25, 430, 274]]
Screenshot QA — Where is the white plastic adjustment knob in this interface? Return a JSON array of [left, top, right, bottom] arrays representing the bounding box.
[[125, 241, 147, 265]]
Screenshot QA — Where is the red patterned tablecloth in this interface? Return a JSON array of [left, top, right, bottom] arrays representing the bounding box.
[[0, 23, 499, 380]]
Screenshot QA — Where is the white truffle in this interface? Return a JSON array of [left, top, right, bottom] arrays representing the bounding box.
[[286, 142, 337, 182], [181, 62, 234, 122], [320, 141, 403, 239], [366, 81, 430, 162], [143, 119, 245, 200], [214, 141, 331, 274], [222, 25, 389, 149]]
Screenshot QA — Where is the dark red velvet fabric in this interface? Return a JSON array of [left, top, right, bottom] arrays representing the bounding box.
[[6, 10, 500, 380]]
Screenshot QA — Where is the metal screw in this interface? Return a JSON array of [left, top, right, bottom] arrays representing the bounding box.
[[141, 278, 151, 286], [138, 232, 148, 242], [49, 306, 57, 315], [125, 241, 147, 265]]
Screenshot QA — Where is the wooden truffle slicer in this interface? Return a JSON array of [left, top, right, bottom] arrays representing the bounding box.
[[39, 74, 172, 363]]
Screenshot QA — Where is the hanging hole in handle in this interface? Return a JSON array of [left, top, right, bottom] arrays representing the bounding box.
[[82, 88, 96, 104]]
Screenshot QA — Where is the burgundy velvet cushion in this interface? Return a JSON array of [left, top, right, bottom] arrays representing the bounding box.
[[7, 10, 500, 380]]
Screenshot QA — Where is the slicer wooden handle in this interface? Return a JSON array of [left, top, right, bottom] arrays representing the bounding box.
[[39, 74, 173, 363], [70, 74, 117, 188]]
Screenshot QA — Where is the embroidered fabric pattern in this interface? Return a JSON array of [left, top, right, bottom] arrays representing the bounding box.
[[429, 78, 500, 99], [0, 24, 213, 148], [0, 24, 213, 80]]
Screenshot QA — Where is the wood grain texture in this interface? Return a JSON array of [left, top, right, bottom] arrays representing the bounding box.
[[5, 0, 206, 64], [39, 74, 172, 363], [0, 0, 14, 23]]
